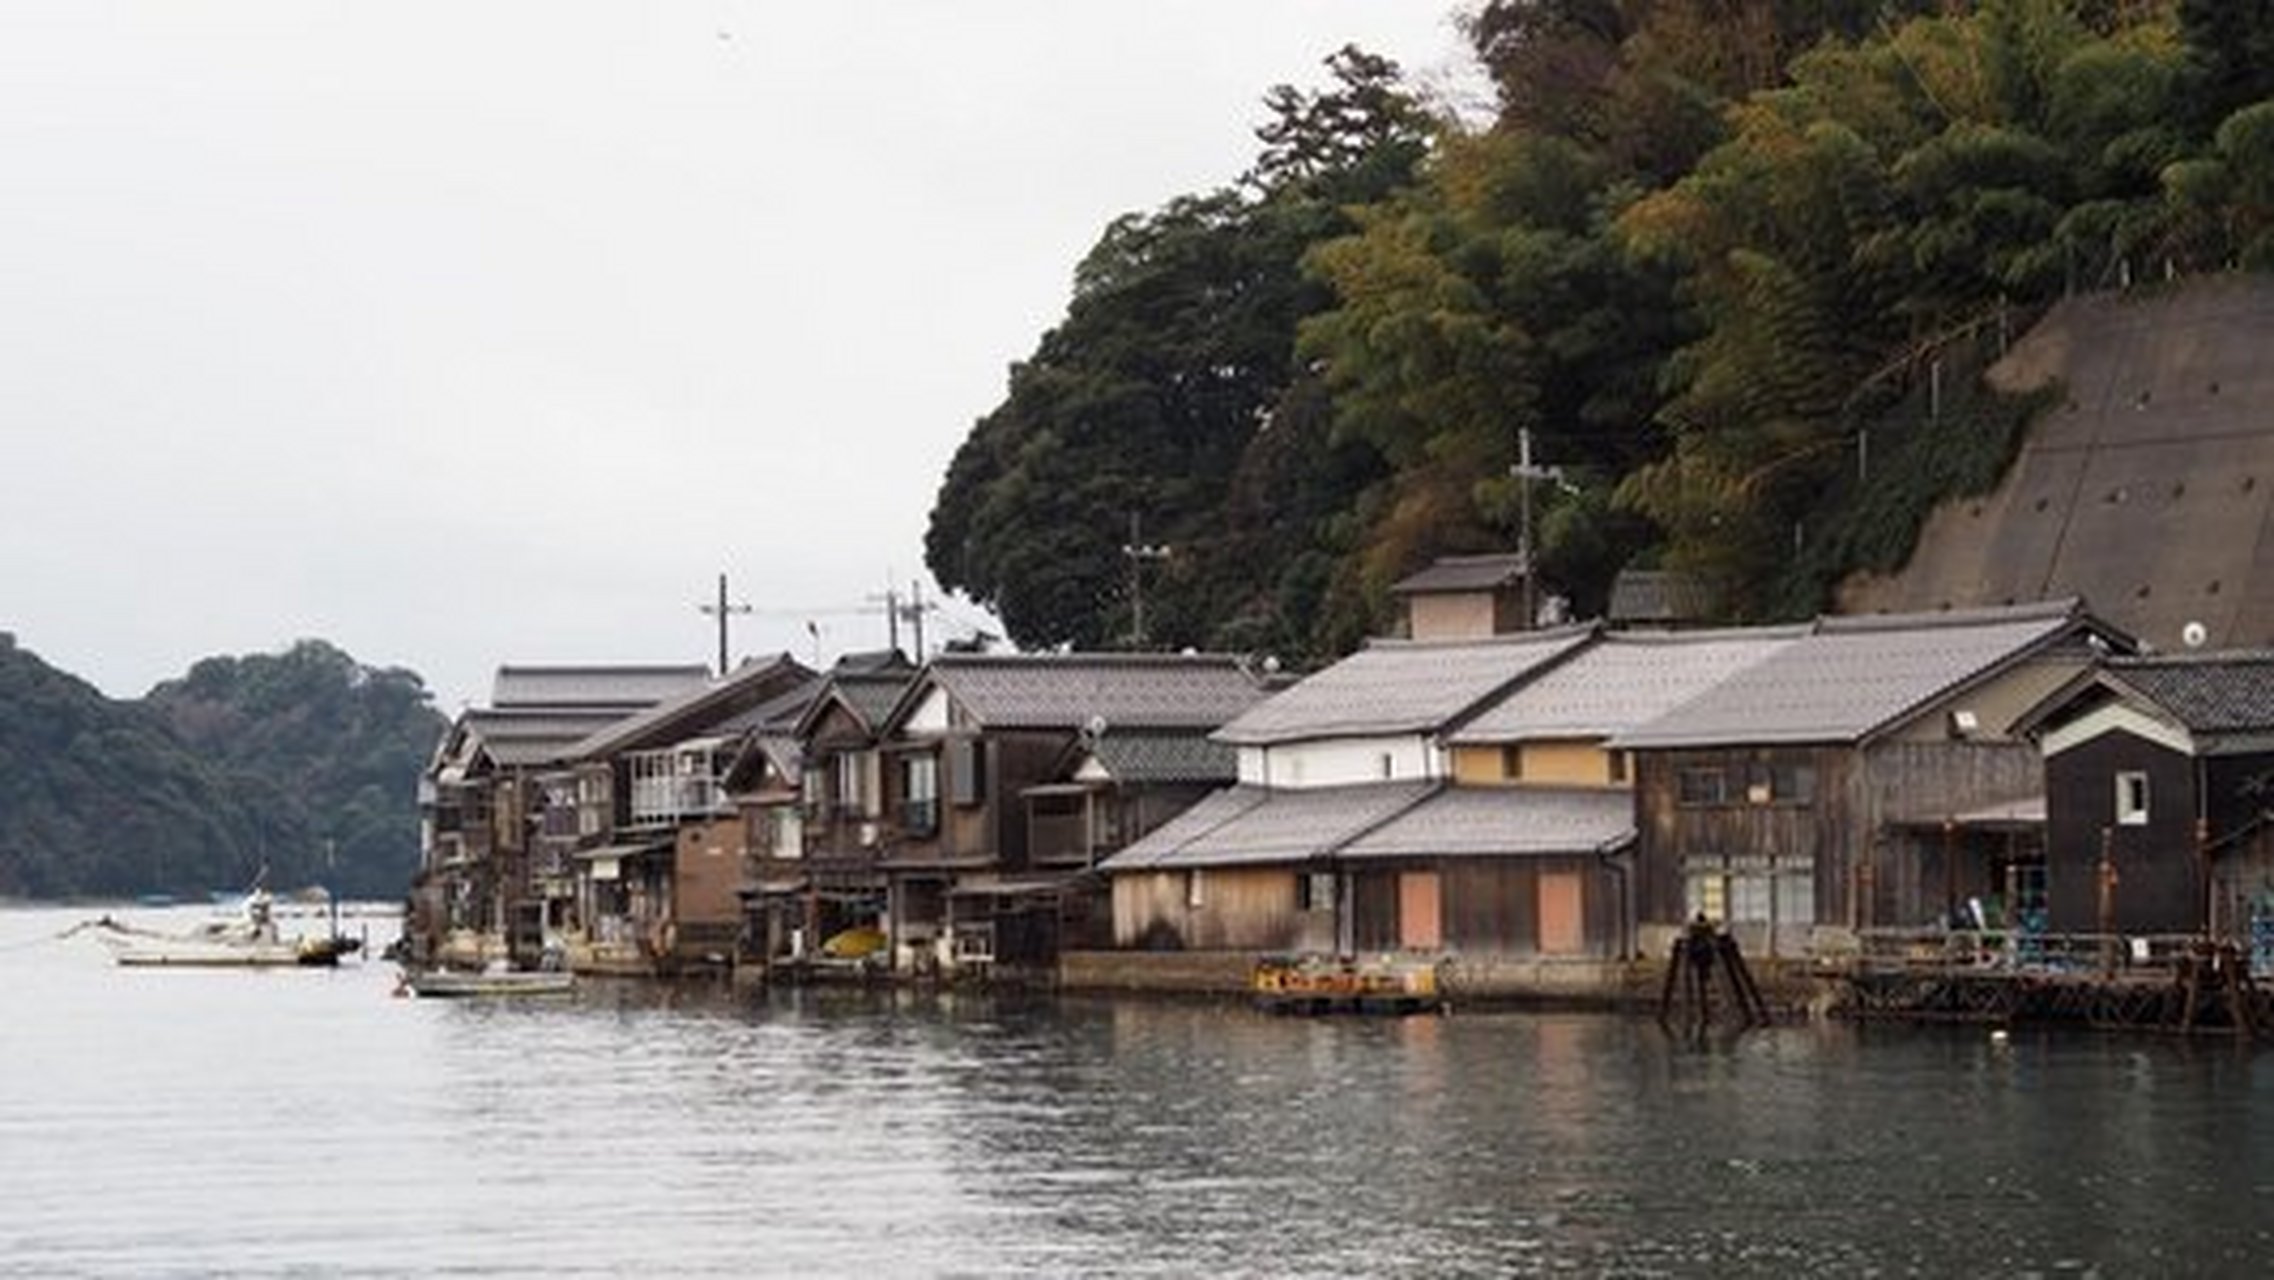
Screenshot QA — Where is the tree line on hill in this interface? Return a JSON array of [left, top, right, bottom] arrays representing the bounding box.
[[926, 0, 2274, 664], [0, 634, 443, 901]]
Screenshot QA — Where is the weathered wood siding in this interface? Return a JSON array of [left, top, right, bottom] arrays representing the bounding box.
[[1860, 740, 2047, 927], [1350, 857, 1626, 958], [1111, 865, 1324, 951], [2045, 729, 2202, 933], [1633, 747, 1850, 926]]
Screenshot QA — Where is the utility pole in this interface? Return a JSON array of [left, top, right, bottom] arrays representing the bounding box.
[[698, 573, 752, 677], [1510, 428, 1564, 631], [867, 584, 902, 655], [901, 580, 936, 662], [1121, 514, 1170, 651]]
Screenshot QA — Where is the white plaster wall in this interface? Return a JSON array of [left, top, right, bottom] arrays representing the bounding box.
[[1236, 736, 1440, 787]]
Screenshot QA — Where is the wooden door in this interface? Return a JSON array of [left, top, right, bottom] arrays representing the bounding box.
[[1398, 871, 1442, 951], [1538, 871, 1584, 955]]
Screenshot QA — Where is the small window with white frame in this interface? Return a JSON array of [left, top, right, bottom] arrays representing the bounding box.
[[2116, 771, 2150, 825]]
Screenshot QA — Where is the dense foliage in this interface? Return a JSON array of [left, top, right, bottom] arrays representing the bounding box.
[[928, 1, 2274, 651], [0, 635, 443, 900]]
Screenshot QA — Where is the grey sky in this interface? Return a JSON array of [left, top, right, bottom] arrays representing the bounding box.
[[2, 2, 1479, 711]]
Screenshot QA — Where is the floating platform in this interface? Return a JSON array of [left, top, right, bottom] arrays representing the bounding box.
[[1251, 954, 1443, 1017]]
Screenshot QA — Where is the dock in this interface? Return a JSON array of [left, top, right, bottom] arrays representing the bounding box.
[[1833, 929, 2269, 1036]]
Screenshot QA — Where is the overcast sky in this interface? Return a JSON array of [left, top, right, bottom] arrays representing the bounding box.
[[2, 2, 1480, 711]]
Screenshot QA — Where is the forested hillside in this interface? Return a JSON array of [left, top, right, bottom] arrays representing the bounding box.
[[927, 1, 2274, 660], [0, 634, 443, 901]]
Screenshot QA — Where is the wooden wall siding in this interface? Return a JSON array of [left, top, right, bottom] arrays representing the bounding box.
[[1633, 748, 1852, 926], [1350, 871, 1402, 952], [2045, 730, 2203, 933], [1440, 858, 1622, 957], [674, 819, 744, 926], [1110, 867, 1317, 951], [989, 731, 1075, 870], [1406, 593, 1500, 642], [1858, 740, 2048, 927]]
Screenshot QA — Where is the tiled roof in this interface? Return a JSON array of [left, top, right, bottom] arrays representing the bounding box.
[[565, 653, 811, 759], [490, 664, 710, 710], [1451, 628, 1803, 743], [1613, 601, 2090, 749], [460, 707, 635, 768], [1391, 553, 1527, 595], [839, 671, 916, 728], [1214, 627, 1594, 746], [917, 653, 1272, 731], [1099, 780, 1435, 871], [2106, 651, 2274, 749], [1083, 732, 1238, 785], [1340, 786, 1634, 859], [1607, 569, 1716, 625]]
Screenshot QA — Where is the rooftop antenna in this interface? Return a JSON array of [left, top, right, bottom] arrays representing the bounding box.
[[698, 573, 752, 676]]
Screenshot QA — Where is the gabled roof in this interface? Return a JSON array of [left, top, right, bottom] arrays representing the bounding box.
[[1613, 600, 2103, 750], [791, 660, 921, 741], [2027, 651, 2274, 757], [1451, 627, 1803, 744], [1391, 553, 1527, 596], [459, 707, 639, 768], [1214, 626, 1595, 747], [490, 664, 710, 711], [1339, 786, 1634, 860], [888, 653, 1272, 734], [566, 653, 813, 760], [1099, 780, 1436, 871]]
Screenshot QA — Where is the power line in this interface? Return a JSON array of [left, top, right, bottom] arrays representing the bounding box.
[[696, 573, 752, 676]]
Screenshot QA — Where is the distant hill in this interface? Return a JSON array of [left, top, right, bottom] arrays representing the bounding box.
[[0, 633, 444, 900], [1843, 278, 2274, 652]]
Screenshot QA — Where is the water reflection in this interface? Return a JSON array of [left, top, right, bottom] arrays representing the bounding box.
[[5, 906, 2274, 1275]]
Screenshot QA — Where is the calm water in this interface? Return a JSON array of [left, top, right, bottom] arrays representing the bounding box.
[[4, 905, 2273, 1277]]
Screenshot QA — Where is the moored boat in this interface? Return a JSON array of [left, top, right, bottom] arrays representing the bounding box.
[[92, 890, 361, 968], [398, 967, 575, 998]]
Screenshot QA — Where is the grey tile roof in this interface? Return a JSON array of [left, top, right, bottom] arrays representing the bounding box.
[[460, 707, 637, 768], [1214, 627, 1595, 746], [1607, 569, 1717, 625], [1099, 780, 1436, 871], [2105, 651, 2274, 750], [840, 671, 917, 728], [490, 664, 711, 710], [1451, 628, 1803, 743], [1613, 601, 2089, 750], [1391, 553, 1528, 595], [916, 653, 1273, 731], [1340, 786, 1635, 860], [565, 653, 810, 760], [1084, 732, 1238, 785]]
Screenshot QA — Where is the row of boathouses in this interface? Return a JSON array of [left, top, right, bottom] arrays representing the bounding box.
[[409, 559, 2274, 1001]]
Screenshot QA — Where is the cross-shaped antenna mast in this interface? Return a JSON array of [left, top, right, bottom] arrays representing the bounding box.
[[699, 573, 753, 676]]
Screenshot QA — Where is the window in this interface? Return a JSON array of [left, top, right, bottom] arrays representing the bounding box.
[[900, 754, 939, 835], [1608, 751, 1628, 785], [1501, 746, 1523, 781], [835, 752, 870, 819], [1378, 753, 1396, 780], [1677, 767, 1729, 806], [1296, 870, 1336, 912], [801, 767, 825, 818], [2116, 771, 2150, 825], [1186, 869, 1206, 909], [1746, 762, 1817, 806], [948, 738, 987, 806]]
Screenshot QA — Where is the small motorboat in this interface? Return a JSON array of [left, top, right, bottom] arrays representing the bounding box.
[[93, 890, 360, 968], [398, 966, 575, 998]]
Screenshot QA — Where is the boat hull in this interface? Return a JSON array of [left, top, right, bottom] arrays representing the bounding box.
[[402, 970, 574, 998]]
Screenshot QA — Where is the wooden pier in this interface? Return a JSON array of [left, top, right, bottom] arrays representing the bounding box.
[[1833, 929, 2270, 1037]]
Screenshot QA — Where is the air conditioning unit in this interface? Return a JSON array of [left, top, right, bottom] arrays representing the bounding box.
[[858, 821, 879, 848]]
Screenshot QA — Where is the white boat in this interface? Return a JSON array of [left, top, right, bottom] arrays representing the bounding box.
[[93, 890, 359, 968], [398, 966, 575, 998]]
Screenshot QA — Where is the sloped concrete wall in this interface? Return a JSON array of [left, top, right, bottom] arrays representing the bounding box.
[[1843, 277, 2274, 652]]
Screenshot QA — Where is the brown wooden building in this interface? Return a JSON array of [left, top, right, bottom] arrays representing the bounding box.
[[1611, 601, 2119, 959], [2022, 651, 2274, 940], [867, 652, 1273, 977]]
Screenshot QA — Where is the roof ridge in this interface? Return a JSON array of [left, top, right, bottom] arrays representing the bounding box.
[[1815, 598, 2080, 634]]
